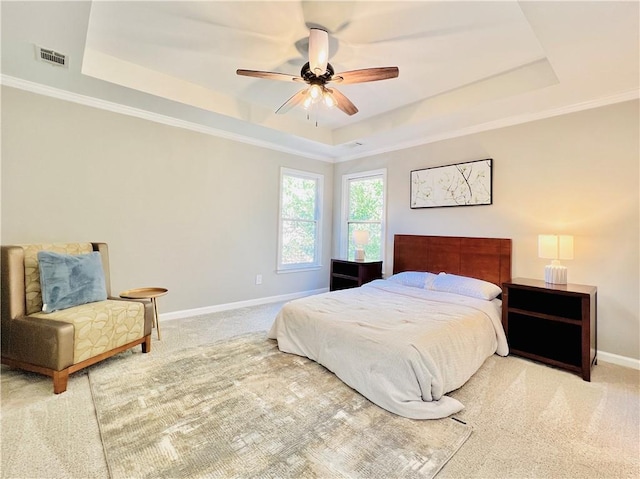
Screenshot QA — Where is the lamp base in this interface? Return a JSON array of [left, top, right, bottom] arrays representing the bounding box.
[[544, 264, 567, 284], [354, 248, 365, 262]]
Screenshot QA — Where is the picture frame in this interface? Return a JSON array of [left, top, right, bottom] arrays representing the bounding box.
[[410, 158, 493, 209]]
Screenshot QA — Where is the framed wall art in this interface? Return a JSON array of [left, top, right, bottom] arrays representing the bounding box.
[[410, 158, 493, 209]]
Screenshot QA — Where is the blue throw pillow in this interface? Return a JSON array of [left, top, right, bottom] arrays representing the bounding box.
[[37, 251, 107, 313]]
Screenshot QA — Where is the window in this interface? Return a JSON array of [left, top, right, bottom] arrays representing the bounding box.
[[341, 169, 386, 262], [278, 168, 323, 271]]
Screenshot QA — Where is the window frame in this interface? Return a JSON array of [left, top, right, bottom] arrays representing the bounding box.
[[340, 168, 387, 263], [277, 167, 324, 273]]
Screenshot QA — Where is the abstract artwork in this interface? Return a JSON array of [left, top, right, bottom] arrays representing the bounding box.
[[410, 159, 493, 208]]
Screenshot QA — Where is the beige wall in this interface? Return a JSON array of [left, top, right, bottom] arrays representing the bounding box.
[[1, 87, 333, 313], [333, 101, 639, 360], [2, 86, 638, 360]]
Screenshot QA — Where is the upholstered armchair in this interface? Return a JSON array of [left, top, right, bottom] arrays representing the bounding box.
[[1, 242, 153, 393]]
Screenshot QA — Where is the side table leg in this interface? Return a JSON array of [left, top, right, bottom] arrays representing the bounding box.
[[152, 297, 162, 340]]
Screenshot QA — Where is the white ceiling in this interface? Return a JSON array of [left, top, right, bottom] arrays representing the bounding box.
[[2, 1, 638, 162]]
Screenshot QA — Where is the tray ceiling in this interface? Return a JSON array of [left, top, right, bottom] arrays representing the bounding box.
[[2, 1, 638, 161]]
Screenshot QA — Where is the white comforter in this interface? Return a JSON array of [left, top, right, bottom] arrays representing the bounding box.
[[268, 280, 508, 419]]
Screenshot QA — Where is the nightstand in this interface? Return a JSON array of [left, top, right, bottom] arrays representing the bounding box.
[[330, 259, 382, 291], [502, 278, 597, 381]]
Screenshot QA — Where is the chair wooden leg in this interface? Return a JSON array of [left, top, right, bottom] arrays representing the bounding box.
[[141, 334, 152, 353], [4, 335, 150, 395], [53, 369, 69, 394]]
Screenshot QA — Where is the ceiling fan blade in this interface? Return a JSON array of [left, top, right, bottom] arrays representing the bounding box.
[[275, 89, 309, 114], [308, 28, 329, 75], [330, 67, 399, 85], [327, 88, 358, 116], [236, 69, 304, 83]]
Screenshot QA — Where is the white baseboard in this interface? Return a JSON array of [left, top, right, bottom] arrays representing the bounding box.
[[598, 350, 640, 371], [159, 288, 328, 322]]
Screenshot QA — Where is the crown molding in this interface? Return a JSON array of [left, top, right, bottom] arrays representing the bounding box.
[[337, 88, 640, 162], [3, 75, 637, 165], [0, 75, 334, 163]]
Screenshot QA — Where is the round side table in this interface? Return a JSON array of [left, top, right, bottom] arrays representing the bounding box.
[[120, 287, 168, 340]]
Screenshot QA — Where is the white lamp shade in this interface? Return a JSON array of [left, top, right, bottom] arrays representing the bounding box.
[[539, 234, 574, 284], [558, 235, 574, 260], [538, 234, 574, 260], [353, 230, 370, 246], [538, 235, 558, 259]]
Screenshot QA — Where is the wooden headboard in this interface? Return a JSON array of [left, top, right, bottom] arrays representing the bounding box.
[[393, 235, 512, 287]]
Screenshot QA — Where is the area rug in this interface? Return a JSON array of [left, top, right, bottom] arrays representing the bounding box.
[[89, 333, 472, 479]]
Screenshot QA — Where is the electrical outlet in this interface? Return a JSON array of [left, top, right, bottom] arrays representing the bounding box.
[[255, 274, 262, 285]]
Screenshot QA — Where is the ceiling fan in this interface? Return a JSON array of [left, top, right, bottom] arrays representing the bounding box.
[[236, 28, 399, 116]]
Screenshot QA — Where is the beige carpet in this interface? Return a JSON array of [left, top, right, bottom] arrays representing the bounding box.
[[442, 353, 640, 478], [88, 333, 471, 479], [2, 301, 639, 479]]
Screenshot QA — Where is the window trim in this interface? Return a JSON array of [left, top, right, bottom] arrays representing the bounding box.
[[277, 167, 324, 273], [340, 168, 387, 263]]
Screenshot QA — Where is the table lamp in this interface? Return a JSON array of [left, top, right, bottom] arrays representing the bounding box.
[[353, 230, 370, 262], [538, 234, 574, 284]]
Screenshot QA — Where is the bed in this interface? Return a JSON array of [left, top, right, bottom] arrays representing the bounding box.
[[268, 235, 512, 419]]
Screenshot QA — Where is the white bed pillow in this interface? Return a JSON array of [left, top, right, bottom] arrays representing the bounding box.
[[431, 272, 502, 300], [387, 271, 437, 289]]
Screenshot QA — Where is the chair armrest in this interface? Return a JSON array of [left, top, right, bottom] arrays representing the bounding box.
[[108, 297, 154, 336], [1, 245, 26, 321], [2, 316, 74, 371]]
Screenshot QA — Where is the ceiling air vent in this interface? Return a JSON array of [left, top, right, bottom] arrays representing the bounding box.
[[35, 45, 68, 67]]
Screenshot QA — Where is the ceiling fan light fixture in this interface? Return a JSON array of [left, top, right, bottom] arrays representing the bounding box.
[[323, 89, 336, 108], [236, 28, 398, 118], [309, 84, 322, 100], [303, 95, 313, 110]]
